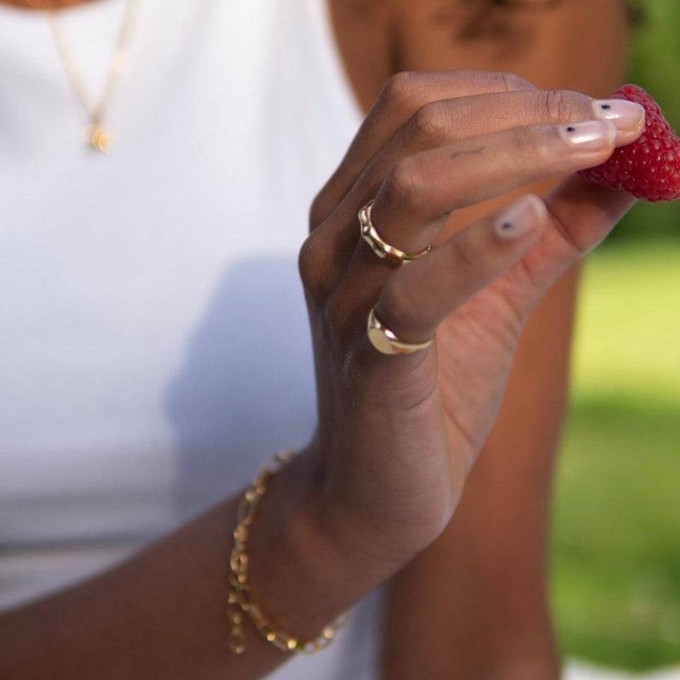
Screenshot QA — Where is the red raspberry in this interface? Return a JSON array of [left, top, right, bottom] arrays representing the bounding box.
[[579, 84, 680, 202]]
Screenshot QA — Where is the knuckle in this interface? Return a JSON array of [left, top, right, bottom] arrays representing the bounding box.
[[382, 158, 424, 209], [497, 71, 535, 93], [407, 101, 446, 144], [379, 71, 422, 112], [309, 191, 330, 231], [298, 233, 329, 301], [539, 89, 580, 122]]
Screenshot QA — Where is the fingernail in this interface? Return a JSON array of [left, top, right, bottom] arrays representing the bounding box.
[[559, 120, 616, 151], [495, 195, 547, 241], [593, 99, 646, 132]]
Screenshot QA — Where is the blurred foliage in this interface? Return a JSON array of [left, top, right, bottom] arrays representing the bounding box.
[[552, 242, 680, 671], [555, 398, 680, 671], [611, 0, 680, 242], [566, 243, 680, 403]]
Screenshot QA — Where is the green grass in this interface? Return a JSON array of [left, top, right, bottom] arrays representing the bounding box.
[[570, 243, 680, 405], [552, 241, 680, 672]]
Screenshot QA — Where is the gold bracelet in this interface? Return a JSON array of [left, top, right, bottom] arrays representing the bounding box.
[[228, 450, 349, 655]]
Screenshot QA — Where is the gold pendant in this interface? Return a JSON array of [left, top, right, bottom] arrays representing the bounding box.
[[88, 124, 112, 153]]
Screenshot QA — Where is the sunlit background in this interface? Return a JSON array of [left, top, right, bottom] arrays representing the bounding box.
[[553, 0, 680, 673]]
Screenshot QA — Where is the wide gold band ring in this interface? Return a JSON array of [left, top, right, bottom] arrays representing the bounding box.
[[359, 199, 431, 266], [367, 307, 434, 356]]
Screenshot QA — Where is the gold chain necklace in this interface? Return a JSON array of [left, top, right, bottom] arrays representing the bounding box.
[[28, 0, 141, 152]]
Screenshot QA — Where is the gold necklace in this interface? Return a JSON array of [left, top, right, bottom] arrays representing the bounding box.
[[29, 0, 141, 152]]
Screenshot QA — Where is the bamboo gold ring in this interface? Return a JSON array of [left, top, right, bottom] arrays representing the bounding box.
[[359, 199, 431, 266], [367, 307, 434, 356]]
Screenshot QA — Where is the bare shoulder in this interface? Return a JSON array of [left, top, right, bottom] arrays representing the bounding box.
[[389, 0, 632, 95]]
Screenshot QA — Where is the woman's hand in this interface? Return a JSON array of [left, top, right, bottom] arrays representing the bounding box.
[[298, 70, 644, 565], [0, 70, 646, 680]]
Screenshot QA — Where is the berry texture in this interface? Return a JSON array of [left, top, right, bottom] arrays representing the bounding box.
[[579, 84, 680, 202]]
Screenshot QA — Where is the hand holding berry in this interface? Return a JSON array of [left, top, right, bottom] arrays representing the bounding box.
[[294, 72, 648, 566]]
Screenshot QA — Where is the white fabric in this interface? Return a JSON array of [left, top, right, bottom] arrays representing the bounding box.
[[0, 1, 380, 677]]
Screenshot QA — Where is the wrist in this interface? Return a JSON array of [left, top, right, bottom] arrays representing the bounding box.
[[244, 448, 402, 642], [301, 436, 454, 569]]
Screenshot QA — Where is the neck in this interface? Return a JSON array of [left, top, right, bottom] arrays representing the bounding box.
[[3, 0, 94, 9]]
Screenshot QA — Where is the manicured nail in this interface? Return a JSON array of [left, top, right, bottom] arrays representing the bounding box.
[[559, 120, 616, 151], [495, 195, 547, 241], [593, 99, 646, 132]]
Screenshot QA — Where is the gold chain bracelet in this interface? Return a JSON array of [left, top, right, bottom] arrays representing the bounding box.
[[228, 450, 349, 655]]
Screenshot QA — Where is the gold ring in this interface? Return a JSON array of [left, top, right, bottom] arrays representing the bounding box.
[[359, 200, 431, 266], [367, 307, 434, 356]]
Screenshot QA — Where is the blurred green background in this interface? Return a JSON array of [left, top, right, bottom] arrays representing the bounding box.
[[551, 0, 680, 672]]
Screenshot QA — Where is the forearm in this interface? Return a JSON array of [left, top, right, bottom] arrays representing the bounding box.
[[0, 452, 396, 680]]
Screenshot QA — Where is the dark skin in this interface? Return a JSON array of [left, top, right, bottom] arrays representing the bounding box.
[[2, 1, 632, 678], [333, 2, 630, 678]]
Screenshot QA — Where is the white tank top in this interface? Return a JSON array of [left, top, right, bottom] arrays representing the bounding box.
[[0, 1, 381, 677]]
